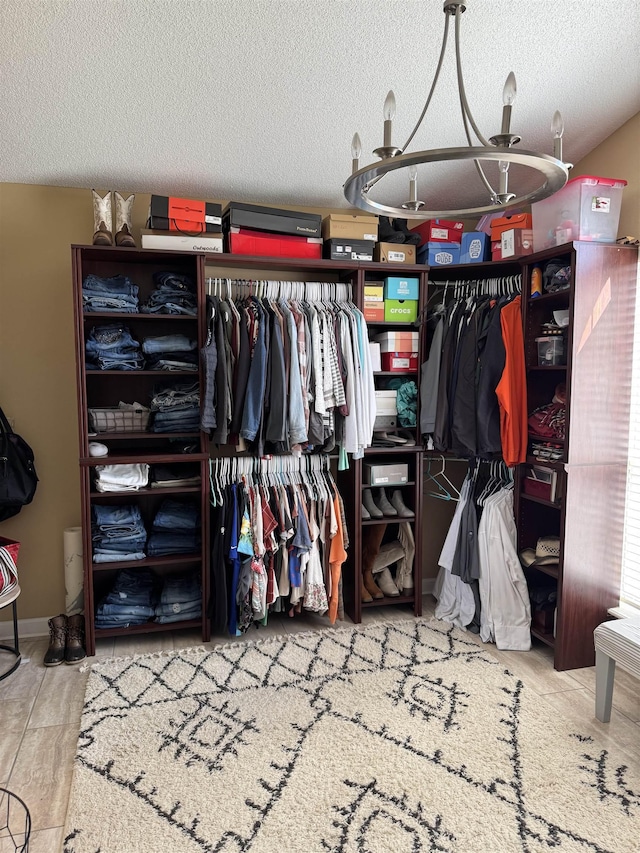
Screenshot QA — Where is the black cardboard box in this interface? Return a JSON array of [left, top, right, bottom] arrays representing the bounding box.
[[323, 238, 375, 261], [223, 202, 322, 238]]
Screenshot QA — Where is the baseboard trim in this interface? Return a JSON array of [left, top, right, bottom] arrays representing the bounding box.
[[422, 578, 435, 596], [0, 616, 49, 641]]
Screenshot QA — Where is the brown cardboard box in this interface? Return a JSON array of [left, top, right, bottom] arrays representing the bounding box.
[[363, 301, 385, 322], [374, 243, 416, 264], [322, 214, 379, 241]]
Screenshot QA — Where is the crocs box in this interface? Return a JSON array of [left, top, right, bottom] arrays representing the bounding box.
[[384, 299, 418, 323], [532, 175, 627, 250], [384, 276, 419, 300]]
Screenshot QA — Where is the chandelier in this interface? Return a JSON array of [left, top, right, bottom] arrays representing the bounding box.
[[343, 0, 571, 219]]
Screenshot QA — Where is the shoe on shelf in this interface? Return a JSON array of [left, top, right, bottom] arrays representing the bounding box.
[[362, 502, 371, 520], [65, 614, 87, 664], [378, 216, 406, 244], [393, 218, 422, 245], [374, 431, 407, 445], [363, 490, 384, 519], [396, 429, 416, 446], [114, 192, 136, 247], [375, 566, 400, 597], [44, 614, 67, 667], [391, 490, 414, 518], [92, 190, 113, 246], [362, 568, 384, 599], [376, 488, 398, 517]]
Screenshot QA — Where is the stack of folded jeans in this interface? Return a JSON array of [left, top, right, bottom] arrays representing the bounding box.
[[94, 463, 150, 492], [141, 272, 197, 316], [147, 499, 201, 556], [85, 324, 144, 371], [142, 334, 198, 371], [155, 573, 201, 624], [94, 569, 155, 629], [92, 504, 147, 562], [82, 274, 139, 313], [150, 382, 200, 432]]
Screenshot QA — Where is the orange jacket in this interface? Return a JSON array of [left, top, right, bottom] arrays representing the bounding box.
[[495, 295, 527, 466]]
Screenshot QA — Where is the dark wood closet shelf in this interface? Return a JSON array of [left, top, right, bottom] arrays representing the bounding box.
[[374, 371, 419, 376], [527, 365, 567, 372], [90, 486, 201, 498], [361, 595, 416, 608], [524, 563, 560, 580], [87, 431, 200, 441], [81, 452, 209, 466], [84, 312, 197, 321], [528, 433, 565, 445], [361, 516, 415, 525], [94, 618, 202, 639], [364, 445, 418, 455], [86, 370, 198, 376], [91, 554, 201, 571], [527, 291, 570, 305], [520, 493, 561, 509], [525, 456, 565, 468], [362, 481, 416, 488], [531, 626, 555, 648]]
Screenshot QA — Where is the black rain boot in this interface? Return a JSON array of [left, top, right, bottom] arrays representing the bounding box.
[[44, 615, 67, 667], [378, 216, 406, 243], [393, 218, 422, 245]]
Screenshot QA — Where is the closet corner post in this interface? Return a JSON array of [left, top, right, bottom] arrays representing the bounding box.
[[413, 453, 424, 617], [338, 456, 362, 624]]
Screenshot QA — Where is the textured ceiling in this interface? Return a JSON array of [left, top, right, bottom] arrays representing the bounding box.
[[1, 0, 639, 212]]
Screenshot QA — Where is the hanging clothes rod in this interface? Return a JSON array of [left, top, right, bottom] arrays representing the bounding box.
[[206, 277, 353, 302]]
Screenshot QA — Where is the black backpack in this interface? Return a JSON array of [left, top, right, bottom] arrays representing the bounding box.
[[0, 406, 38, 522]]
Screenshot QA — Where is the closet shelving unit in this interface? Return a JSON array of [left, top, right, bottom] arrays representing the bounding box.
[[516, 241, 638, 670], [72, 246, 211, 655], [72, 243, 636, 666]]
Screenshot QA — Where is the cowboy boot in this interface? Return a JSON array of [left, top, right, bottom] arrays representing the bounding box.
[[65, 614, 86, 664], [44, 614, 67, 666], [362, 524, 387, 600], [374, 566, 400, 597], [92, 190, 113, 245], [114, 192, 136, 247]]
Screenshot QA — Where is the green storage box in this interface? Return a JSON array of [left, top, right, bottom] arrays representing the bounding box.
[[383, 298, 418, 323]]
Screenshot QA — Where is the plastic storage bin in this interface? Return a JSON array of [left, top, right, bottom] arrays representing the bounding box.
[[536, 336, 564, 366], [532, 175, 627, 250]]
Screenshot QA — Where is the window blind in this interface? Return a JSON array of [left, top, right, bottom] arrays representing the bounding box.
[[621, 265, 640, 610]]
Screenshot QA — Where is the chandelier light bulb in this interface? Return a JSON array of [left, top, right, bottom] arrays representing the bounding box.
[[351, 132, 362, 174], [499, 160, 509, 173], [409, 165, 418, 181], [502, 72, 517, 106], [551, 110, 564, 139], [552, 110, 564, 160], [384, 90, 396, 121]]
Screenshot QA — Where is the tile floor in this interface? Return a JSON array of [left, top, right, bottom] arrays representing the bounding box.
[[0, 596, 638, 852]]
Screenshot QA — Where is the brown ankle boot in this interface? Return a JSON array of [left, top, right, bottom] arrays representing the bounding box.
[[361, 575, 373, 603], [363, 568, 384, 599], [44, 615, 67, 666], [65, 614, 86, 664]]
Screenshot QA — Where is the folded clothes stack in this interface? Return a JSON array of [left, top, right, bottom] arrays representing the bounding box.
[[91, 504, 147, 563], [141, 272, 198, 315], [142, 334, 198, 371], [155, 573, 201, 624], [85, 324, 144, 371], [150, 381, 200, 433], [150, 463, 201, 488], [94, 463, 150, 492], [82, 274, 139, 313], [94, 569, 155, 629], [146, 499, 201, 556]]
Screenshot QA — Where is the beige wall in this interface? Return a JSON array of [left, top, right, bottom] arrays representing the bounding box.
[[571, 111, 640, 239], [0, 185, 357, 622]]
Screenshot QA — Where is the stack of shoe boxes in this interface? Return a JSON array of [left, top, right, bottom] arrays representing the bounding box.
[[490, 213, 533, 260], [224, 202, 323, 258], [383, 276, 418, 323], [374, 331, 419, 372], [322, 214, 379, 261], [413, 219, 464, 266], [141, 195, 224, 252]]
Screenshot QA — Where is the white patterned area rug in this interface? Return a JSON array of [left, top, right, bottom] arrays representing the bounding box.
[[63, 619, 640, 853]]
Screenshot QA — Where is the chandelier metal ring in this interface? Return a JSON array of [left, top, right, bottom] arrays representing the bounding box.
[[344, 147, 569, 219]]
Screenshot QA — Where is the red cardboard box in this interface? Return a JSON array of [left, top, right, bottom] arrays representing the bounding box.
[[149, 195, 222, 233], [490, 213, 532, 241], [381, 352, 418, 371], [227, 227, 322, 259], [363, 302, 385, 322], [410, 219, 464, 245]]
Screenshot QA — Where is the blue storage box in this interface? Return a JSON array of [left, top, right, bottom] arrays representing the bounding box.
[[384, 276, 419, 300], [424, 242, 461, 266], [460, 232, 490, 263]]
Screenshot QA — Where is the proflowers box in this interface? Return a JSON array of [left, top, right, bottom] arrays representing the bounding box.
[[374, 243, 416, 264]]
